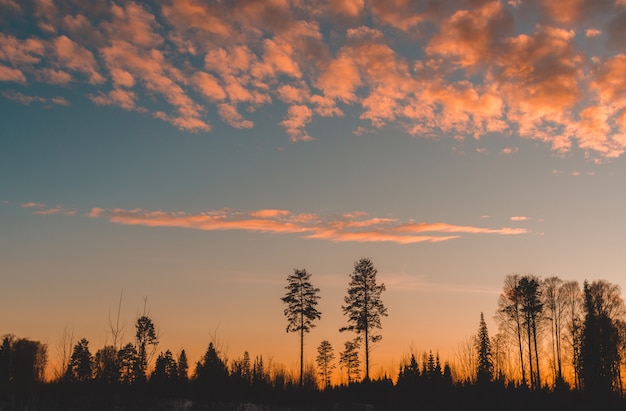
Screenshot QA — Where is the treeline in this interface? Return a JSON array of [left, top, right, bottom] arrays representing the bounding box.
[[2, 263, 626, 410]]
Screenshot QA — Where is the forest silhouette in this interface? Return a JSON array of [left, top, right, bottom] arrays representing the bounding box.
[[2, 258, 626, 410]]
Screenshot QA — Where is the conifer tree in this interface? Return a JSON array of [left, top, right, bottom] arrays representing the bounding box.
[[135, 314, 159, 382], [316, 340, 335, 389], [177, 349, 189, 382], [475, 312, 494, 384], [66, 338, 93, 382], [339, 340, 361, 385], [281, 268, 321, 388], [340, 257, 387, 381]]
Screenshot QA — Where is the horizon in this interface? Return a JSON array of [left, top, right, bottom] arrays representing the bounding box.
[[2, 0, 626, 387]]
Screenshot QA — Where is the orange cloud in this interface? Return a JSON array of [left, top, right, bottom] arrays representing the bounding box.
[[281, 104, 313, 141], [21, 202, 75, 216], [52, 35, 103, 84], [0, 65, 26, 83], [3, 90, 69, 106], [79, 205, 529, 244], [5, 0, 626, 159]]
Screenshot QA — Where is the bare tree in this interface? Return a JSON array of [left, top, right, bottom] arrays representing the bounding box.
[[542, 276, 566, 385], [518, 275, 543, 390], [454, 335, 477, 383], [496, 274, 527, 386], [340, 257, 387, 381], [561, 280, 583, 388], [54, 326, 74, 381], [108, 290, 125, 349], [281, 268, 321, 388]]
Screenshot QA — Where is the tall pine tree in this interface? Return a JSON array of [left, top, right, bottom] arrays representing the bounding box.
[[281, 268, 321, 388], [340, 258, 387, 381]]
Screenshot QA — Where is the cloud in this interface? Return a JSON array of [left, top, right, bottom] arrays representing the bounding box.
[[3, 90, 69, 106], [0, 65, 26, 83], [510, 216, 529, 221], [281, 105, 313, 141], [21, 202, 76, 216], [77, 205, 528, 244], [3, 0, 626, 158], [52, 35, 104, 84]]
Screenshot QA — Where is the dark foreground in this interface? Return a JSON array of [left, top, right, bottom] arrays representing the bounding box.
[[2, 380, 626, 411]]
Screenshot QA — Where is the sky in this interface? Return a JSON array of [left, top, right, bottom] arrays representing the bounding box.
[[2, 0, 626, 381]]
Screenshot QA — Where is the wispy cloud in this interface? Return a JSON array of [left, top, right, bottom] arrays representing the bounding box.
[[77, 205, 528, 245], [3, 90, 69, 106], [3, 0, 626, 158], [21, 202, 76, 216]]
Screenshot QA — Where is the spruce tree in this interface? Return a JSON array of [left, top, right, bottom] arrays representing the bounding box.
[[475, 312, 494, 384]]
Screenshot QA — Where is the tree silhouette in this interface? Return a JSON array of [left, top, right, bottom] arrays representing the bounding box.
[[580, 280, 624, 394], [315, 340, 335, 389], [542, 276, 566, 384], [194, 342, 229, 389], [135, 314, 159, 382], [151, 350, 178, 384], [562, 280, 583, 389], [475, 313, 493, 384], [94, 345, 119, 383], [118, 343, 141, 384], [66, 338, 93, 382], [177, 349, 189, 382], [7, 337, 47, 386], [496, 274, 527, 386], [518, 275, 543, 390], [340, 257, 387, 381], [281, 268, 321, 388], [339, 340, 361, 385]]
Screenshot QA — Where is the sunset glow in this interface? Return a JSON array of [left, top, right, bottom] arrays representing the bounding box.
[[2, 0, 626, 388]]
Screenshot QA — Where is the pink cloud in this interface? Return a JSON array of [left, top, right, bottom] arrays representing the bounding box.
[[0, 34, 45, 65], [586, 28, 602, 37], [38, 67, 72, 85], [281, 104, 313, 141], [427, 1, 512, 68], [369, 0, 427, 31], [53, 35, 104, 84], [395, 222, 528, 235], [217, 103, 254, 129], [327, 0, 364, 17], [21, 202, 75, 216], [192, 71, 226, 102], [103, 2, 163, 49], [21, 202, 46, 208], [88, 88, 137, 111], [101, 40, 209, 131], [510, 216, 529, 221], [0, 65, 26, 83], [81, 205, 529, 244], [3, 90, 69, 106]]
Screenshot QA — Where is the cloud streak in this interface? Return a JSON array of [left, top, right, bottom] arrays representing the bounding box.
[[75, 205, 528, 245], [3, 0, 626, 158]]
